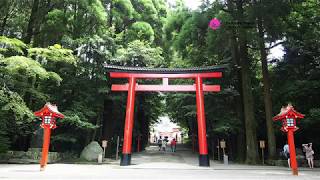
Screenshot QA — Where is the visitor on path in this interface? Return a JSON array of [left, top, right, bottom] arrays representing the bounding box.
[[161, 138, 167, 151], [302, 143, 314, 168], [283, 142, 290, 168], [170, 138, 177, 152], [157, 138, 162, 151]]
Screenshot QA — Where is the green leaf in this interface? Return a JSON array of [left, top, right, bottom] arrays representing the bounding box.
[[0, 36, 27, 57], [28, 45, 77, 65], [1, 56, 62, 83]]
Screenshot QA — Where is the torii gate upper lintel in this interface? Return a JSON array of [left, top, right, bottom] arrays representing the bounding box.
[[106, 65, 225, 167]]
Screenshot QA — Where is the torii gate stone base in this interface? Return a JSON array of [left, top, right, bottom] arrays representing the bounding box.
[[106, 65, 224, 167]]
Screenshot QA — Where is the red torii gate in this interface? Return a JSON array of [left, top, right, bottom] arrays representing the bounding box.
[[106, 65, 225, 167]]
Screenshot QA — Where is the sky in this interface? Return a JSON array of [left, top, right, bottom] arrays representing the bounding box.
[[167, 0, 202, 10], [184, 0, 202, 10], [269, 44, 284, 59]]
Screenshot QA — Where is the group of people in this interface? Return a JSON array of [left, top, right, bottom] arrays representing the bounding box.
[[283, 142, 315, 169], [157, 138, 177, 152]]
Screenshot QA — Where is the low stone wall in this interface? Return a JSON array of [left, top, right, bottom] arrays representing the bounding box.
[[266, 159, 320, 167], [0, 148, 61, 164]]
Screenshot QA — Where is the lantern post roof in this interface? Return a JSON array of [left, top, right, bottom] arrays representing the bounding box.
[[34, 103, 64, 118], [273, 104, 304, 121]]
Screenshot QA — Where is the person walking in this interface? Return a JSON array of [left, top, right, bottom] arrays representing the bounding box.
[[283, 142, 290, 168], [161, 138, 167, 151], [170, 138, 177, 152], [302, 143, 314, 168], [157, 138, 162, 151]]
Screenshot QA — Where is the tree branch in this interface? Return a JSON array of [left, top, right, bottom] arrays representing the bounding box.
[[221, 8, 231, 13], [266, 41, 284, 50], [247, 44, 259, 50]]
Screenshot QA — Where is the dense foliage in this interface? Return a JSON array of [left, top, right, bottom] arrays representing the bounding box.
[[0, 0, 319, 164]]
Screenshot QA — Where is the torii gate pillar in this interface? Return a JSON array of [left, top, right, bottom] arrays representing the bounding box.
[[121, 77, 136, 165], [195, 76, 209, 166]]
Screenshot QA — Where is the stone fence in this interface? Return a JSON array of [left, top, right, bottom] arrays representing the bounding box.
[[0, 148, 61, 164]]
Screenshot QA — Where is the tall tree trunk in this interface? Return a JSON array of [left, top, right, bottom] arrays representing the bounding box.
[[102, 99, 115, 141], [91, 112, 102, 142], [0, 12, 9, 35], [207, 116, 216, 160], [137, 95, 148, 150], [72, 2, 79, 39], [236, 0, 259, 164], [108, 0, 113, 27], [24, 0, 39, 44], [230, 27, 246, 162], [256, 15, 276, 159]]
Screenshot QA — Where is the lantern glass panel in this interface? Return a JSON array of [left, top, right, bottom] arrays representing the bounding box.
[[286, 118, 294, 127], [44, 116, 51, 124]]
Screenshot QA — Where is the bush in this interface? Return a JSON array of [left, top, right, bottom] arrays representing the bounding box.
[[0, 132, 9, 153]]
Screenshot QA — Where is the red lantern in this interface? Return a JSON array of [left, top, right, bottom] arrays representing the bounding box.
[[273, 104, 304, 132], [273, 104, 304, 176], [34, 103, 64, 171]]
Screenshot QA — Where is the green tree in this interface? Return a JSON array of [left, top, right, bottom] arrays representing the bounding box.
[[112, 40, 164, 66], [127, 21, 155, 43]]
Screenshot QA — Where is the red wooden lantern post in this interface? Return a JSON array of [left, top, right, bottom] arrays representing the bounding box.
[[273, 104, 304, 176], [34, 103, 64, 171]]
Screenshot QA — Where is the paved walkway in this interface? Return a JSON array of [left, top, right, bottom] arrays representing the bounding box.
[[127, 144, 319, 170], [0, 144, 319, 179]]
